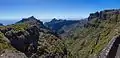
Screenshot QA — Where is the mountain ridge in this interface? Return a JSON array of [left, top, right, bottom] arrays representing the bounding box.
[[0, 16, 66, 58], [0, 9, 120, 58]]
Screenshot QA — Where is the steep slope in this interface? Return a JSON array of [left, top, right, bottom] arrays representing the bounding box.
[[1, 9, 120, 58], [0, 31, 15, 52], [0, 16, 66, 58], [0, 26, 27, 58], [44, 9, 120, 58], [60, 9, 120, 58]]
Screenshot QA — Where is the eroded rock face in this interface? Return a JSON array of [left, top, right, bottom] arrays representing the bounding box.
[[0, 26, 39, 57], [88, 9, 120, 20], [0, 16, 64, 58]]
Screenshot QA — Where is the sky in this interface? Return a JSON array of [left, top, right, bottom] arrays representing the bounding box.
[[0, 0, 120, 20]]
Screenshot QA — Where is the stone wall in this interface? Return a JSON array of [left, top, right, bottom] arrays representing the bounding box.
[[98, 35, 120, 58]]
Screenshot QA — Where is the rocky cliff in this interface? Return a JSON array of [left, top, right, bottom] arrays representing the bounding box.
[[1, 9, 120, 58], [0, 16, 66, 58], [44, 9, 120, 58]]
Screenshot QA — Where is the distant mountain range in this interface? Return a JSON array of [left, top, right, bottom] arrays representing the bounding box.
[[1, 9, 120, 58], [0, 18, 82, 25]]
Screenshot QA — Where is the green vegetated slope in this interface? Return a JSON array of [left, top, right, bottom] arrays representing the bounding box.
[[0, 9, 120, 58], [0, 31, 15, 51], [0, 16, 66, 58], [0, 23, 29, 54], [61, 9, 120, 58]]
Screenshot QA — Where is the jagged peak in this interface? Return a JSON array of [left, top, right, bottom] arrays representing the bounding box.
[[16, 16, 42, 24], [21, 16, 37, 21], [27, 16, 37, 20], [51, 18, 58, 22]]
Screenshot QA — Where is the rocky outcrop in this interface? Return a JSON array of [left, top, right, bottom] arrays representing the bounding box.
[[0, 16, 65, 58], [3, 26, 39, 56], [88, 9, 120, 20]]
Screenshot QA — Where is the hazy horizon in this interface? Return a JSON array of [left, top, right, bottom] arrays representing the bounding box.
[[0, 0, 120, 20], [0, 17, 83, 25]]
